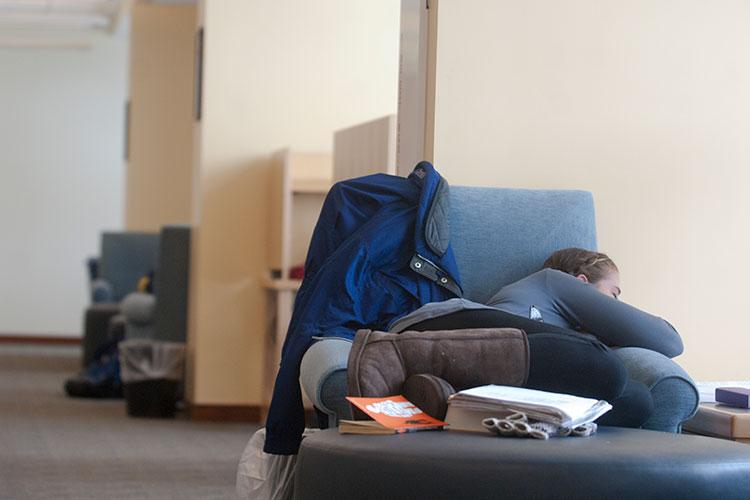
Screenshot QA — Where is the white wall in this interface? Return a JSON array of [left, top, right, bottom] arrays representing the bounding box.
[[0, 33, 128, 336], [426, 0, 750, 379]]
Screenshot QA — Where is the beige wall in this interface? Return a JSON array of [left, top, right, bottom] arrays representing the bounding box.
[[125, 3, 196, 231], [427, 0, 750, 379], [188, 0, 400, 406]]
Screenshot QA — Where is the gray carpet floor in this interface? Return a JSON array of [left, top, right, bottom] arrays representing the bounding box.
[[0, 343, 259, 500]]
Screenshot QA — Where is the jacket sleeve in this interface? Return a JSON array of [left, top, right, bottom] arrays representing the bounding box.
[[545, 270, 684, 358]]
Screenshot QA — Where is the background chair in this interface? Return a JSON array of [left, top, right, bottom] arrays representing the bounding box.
[[299, 186, 698, 432], [89, 231, 160, 304], [82, 231, 159, 367], [120, 225, 192, 342]]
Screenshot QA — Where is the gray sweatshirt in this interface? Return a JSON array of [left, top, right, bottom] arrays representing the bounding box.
[[390, 269, 683, 358], [487, 269, 683, 358]]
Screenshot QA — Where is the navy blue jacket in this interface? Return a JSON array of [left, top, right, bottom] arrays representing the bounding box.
[[264, 162, 462, 454]]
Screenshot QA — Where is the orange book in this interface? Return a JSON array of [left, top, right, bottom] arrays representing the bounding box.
[[344, 395, 446, 433]]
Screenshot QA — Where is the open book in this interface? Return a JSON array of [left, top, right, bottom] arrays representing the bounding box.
[[340, 395, 447, 434], [445, 385, 612, 433]]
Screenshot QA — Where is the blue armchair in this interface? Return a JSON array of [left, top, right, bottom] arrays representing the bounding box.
[[89, 231, 160, 304], [299, 186, 698, 432]]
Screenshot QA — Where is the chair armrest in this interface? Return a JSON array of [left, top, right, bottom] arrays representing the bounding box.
[[120, 292, 156, 326], [299, 338, 353, 424], [90, 278, 115, 303], [616, 347, 699, 433]]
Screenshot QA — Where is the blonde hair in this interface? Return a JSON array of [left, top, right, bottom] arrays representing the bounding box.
[[542, 248, 618, 284]]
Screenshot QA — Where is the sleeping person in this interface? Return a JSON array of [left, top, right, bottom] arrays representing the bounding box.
[[390, 247, 684, 428], [487, 248, 683, 357]]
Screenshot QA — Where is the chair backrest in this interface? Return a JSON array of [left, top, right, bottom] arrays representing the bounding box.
[[99, 231, 160, 302], [154, 225, 191, 342], [449, 186, 597, 304]]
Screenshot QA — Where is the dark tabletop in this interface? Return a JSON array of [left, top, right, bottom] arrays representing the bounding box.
[[294, 427, 750, 500]]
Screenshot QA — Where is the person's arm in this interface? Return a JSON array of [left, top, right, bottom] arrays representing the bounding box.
[[545, 270, 684, 358]]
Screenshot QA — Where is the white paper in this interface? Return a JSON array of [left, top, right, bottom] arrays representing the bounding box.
[[450, 385, 611, 427]]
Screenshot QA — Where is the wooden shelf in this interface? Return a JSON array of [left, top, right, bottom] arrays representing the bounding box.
[[262, 276, 302, 291], [264, 149, 330, 407], [267, 149, 332, 277], [292, 178, 331, 194]]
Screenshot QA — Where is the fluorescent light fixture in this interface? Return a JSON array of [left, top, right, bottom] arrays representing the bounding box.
[[0, 12, 110, 29], [0, 0, 121, 31], [0, 37, 92, 49]]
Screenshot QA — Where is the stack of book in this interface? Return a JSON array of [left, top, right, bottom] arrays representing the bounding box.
[[683, 386, 750, 444], [694, 381, 750, 404], [339, 386, 613, 436], [444, 385, 612, 433]]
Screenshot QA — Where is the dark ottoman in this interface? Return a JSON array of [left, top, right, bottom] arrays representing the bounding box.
[[294, 427, 750, 500]]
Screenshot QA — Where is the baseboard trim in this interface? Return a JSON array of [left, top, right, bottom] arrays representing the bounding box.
[[189, 404, 318, 426], [0, 334, 81, 345], [190, 404, 264, 423]]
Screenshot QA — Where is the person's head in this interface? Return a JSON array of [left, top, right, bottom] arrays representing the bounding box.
[[543, 247, 621, 299]]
